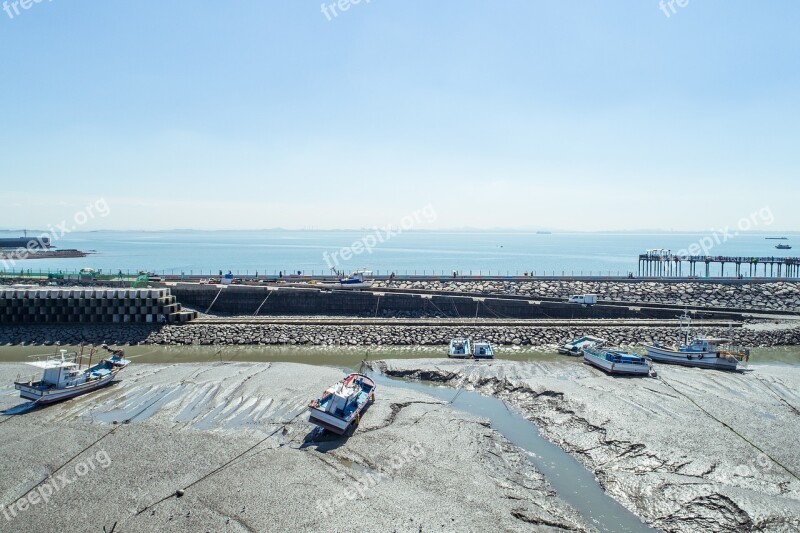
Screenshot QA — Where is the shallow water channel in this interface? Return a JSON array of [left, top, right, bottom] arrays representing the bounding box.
[[366, 369, 656, 533]]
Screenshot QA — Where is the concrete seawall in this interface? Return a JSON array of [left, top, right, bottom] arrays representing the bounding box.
[[169, 284, 744, 320]]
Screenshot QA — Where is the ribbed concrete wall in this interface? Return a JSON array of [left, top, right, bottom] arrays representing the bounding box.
[[170, 285, 741, 320], [0, 287, 197, 324]]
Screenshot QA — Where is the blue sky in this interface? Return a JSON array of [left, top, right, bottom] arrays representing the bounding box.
[[1, 1, 798, 231]]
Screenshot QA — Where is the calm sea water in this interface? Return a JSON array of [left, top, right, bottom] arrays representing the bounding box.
[[1, 230, 797, 277]]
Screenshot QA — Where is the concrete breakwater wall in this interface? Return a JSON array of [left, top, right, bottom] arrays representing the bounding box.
[[0, 287, 197, 324], [373, 280, 800, 312], [4, 323, 798, 348], [169, 285, 741, 320]]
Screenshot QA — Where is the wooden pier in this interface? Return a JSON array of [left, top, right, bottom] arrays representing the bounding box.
[[638, 253, 800, 278]]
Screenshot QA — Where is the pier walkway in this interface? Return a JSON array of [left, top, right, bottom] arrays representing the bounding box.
[[638, 254, 800, 278]]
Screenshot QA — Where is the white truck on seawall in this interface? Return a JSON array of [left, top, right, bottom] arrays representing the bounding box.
[[567, 294, 597, 305]]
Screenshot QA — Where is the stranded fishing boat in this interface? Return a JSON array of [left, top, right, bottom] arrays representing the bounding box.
[[584, 346, 651, 376], [558, 336, 606, 356], [643, 313, 749, 371], [316, 270, 374, 290], [308, 373, 375, 435], [14, 345, 130, 404], [448, 337, 472, 358], [472, 340, 495, 359]]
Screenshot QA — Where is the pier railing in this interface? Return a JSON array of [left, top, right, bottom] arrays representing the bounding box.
[[638, 254, 800, 278]]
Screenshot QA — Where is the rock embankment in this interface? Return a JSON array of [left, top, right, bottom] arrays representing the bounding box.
[[374, 280, 800, 312], [4, 322, 798, 347]]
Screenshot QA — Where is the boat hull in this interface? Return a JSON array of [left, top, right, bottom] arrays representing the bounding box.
[[448, 339, 471, 358], [308, 408, 355, 434], [583, 353, 650, 376], [316, 281, 374, 290], [643, 345, 740, 371], [308, 374, 375, 434], [558, 337, 606, 357], [15, 371, 119, 404]]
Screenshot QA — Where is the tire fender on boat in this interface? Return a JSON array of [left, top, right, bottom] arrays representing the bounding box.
[[698, 353, 704, 359], [687, 354, 693, 360]]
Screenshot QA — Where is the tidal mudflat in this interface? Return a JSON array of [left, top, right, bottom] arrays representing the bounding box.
[[375, 358, 800, 532], [0, 362, 591, 532]]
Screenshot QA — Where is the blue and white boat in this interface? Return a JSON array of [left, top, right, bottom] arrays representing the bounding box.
[[558, 336, 606, 356], [584, 346, 651, 376], [308, 373, 375, 434], [14, 345, 130, 404], [472, 340, 495, 359], [317, 270, 374, 290], [643, 313, 749, 371], [448, 337, 471, 358]]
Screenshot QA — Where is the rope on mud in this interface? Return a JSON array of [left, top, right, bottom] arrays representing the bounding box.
[[2, 352, 233, 510], [751, 376, 800, 417], [658, 376, 800, 483], [124, 348, 161, 360], [1, 384, 170, 510], [134, 411, 306, 517]]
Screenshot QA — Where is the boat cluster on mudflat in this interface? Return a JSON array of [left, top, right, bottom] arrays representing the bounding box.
[[555, 312, 750, 377], [447, 337, 495, 359]]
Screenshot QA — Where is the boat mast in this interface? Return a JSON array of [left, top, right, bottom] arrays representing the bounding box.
[[679, 311, 691, 346]]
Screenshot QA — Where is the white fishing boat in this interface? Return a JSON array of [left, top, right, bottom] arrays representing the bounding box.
[[472, 340, 495, 359], [316, 270, 374, 290], [558, 336, 606, 356], [308, 373, 375, 435], [14, 345, 130, 404], [448, 337, 471, 358], [584, 346, 651, 376], [643, 313, 749, 371]]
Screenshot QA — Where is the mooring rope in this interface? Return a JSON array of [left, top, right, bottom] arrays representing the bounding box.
[[204, 288, 223, 315], [658, 375, 800, 483], [133, 410, 305, 517], [253, 289, 273, 316]]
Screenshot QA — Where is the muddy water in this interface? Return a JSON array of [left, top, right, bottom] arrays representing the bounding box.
[[2, 345, 798, 367], [0, 344, 564, 366]]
